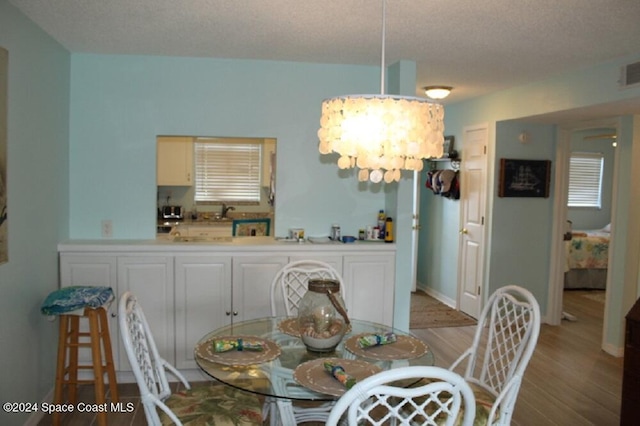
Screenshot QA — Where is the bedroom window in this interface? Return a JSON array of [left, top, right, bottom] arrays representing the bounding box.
[[567, 152, 604, 208], [194, 139, 262, 204]]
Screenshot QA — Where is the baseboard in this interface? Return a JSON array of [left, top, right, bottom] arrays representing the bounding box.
[[602, 342, 624, 358], [418, 287, 457, 309], [24, 389, 52, 426]]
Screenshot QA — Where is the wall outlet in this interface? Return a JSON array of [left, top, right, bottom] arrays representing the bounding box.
[[101, 220, 113, 238]]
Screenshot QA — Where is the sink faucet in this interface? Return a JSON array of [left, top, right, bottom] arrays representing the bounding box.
[[221, 203, 235, 218]]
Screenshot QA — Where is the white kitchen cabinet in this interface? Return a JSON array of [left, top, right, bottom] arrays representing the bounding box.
[[117, 256, 174, 370], [174, 255, 232, 369], [157, 136, 193, 186], [58, 243, 397, 375], [343, 254, 395, 326], [232, 255, 289, 322]]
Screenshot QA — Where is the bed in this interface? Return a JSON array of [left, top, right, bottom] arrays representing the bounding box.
[[564, 224, 610, 289]]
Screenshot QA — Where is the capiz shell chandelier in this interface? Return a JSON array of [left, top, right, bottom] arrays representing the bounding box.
[[317, 0, 445, 183], [318, 95, 444, 183]]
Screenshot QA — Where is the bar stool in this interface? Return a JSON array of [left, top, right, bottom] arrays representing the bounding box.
[[41, 286, 119, 426]]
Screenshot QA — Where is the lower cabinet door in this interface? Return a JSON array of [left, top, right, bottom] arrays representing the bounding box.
[[117, 256, 174, 370], [59, 254, 119, 369], [174, 255, 232, 369], [232, 255, 289, 322], [343, 254, 395, 326]]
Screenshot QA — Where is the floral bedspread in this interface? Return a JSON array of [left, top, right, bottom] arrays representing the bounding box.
[[566, 230, 610, 269]]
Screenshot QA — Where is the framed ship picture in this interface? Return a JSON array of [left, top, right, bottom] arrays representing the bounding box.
[[499, 159, 551, 198]]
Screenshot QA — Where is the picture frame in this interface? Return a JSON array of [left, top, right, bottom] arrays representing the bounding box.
[[232, 218, 271, 236], [499, 159, 551, 198], [442, 135, 455, 158]]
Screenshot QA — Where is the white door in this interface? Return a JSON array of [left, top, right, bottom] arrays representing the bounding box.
[[458, 125, 488, 318]]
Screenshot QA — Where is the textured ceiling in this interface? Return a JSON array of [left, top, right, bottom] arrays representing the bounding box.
[[8, 0, 640, 118]]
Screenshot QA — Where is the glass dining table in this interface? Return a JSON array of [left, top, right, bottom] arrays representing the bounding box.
[[194, 316, 434, 411]]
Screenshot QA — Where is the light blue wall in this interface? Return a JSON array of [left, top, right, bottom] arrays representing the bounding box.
[[417, 166, 460, 298], [69, 55, 390, 239], [567, 128, 615, 229], [0, 1, 70, 424], [489, 122, 556, 308]]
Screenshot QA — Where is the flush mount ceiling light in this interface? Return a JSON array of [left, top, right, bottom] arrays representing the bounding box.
[[424, 86, 453, 100], [318, 0, 445, 183]]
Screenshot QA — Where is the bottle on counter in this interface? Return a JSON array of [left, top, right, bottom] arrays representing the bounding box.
[[377, 210, 386, 239], [331, 224, 341, 241], [384, 217, 394, 243]]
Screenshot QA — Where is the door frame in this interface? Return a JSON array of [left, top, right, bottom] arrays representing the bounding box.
[[547, 118, 620, 333]]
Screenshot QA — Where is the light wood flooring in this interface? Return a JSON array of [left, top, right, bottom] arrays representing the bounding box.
[[38, 290, 622, 425], [412, 289, 623, 426]]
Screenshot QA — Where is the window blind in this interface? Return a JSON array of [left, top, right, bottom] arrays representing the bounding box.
[[194, 140, 262, 203], [567, 152, 604, 208]]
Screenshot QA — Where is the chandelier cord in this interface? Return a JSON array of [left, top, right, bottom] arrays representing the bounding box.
[[380, 0, 386, 95]]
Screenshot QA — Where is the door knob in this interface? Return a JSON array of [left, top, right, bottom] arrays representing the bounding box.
[[460, 228, 468, 234]]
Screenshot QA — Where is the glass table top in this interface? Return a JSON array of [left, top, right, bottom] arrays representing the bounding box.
[[195, 317, 435, 401]]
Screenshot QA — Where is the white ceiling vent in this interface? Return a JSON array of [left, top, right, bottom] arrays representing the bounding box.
[[620, 60, 640, 88]]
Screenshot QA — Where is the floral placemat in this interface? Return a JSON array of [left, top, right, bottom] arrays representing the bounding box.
[[195, 335, 281, 366], [293, 357, 381, 397], [344, 334, 428, 361]]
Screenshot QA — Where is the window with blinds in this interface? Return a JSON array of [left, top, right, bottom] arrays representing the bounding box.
[[194, 139, 262, 203], [567, 152, 604, 208]]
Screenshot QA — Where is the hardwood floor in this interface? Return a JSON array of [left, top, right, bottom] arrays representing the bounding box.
[[39, 290, 622, 425], [412, 289, 623, 426]]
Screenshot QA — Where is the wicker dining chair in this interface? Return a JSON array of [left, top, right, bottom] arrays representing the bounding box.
[[265, 260, 346, 424], [326, 365, 476, 426], [450, 285, 541, 425], [118, 291, 262, 426], [270, 259, 345, 317]]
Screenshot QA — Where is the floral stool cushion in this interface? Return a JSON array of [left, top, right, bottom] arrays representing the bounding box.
[[41, 286, 115, 316], [161, 384, 262, 426]]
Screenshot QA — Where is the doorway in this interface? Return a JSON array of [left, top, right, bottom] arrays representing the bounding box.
[[549, 119, 620, 349]]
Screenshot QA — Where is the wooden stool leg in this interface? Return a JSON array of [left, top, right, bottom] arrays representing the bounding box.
[[53, 316, 69, 426], [87, 310, 108, 426], [98, 307, 119, 402], [67, 316, 80, 404]]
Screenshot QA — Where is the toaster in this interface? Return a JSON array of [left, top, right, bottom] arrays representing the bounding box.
[[162, 205, 184, 220]]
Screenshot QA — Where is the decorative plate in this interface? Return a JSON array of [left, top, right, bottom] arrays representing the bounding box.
[[344, 334, 429, 361], [195, 335, 281, 366], [278, 317, 351, 337], [293, 357, 381, 397]]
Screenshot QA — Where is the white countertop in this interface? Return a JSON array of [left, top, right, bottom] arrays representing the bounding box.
[[58, 237, 396, 253]]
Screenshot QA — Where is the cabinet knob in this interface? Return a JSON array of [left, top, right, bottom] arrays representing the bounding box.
[[111, 313, 117, 318], [225, 311, 231, 316], [233, 311, 238, 316]]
